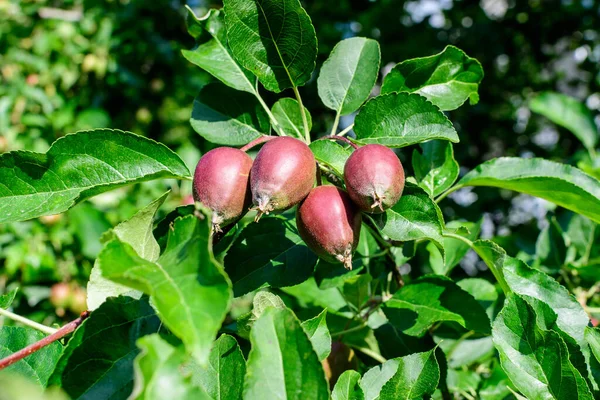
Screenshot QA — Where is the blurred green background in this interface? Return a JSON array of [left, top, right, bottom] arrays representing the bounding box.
[[1, 0, 599, 325]]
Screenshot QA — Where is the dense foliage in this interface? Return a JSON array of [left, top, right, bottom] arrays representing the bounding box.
[[1, 0, 600, 399]]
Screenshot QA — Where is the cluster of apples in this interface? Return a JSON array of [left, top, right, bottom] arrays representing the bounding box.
[[193, 137, 405, 269]]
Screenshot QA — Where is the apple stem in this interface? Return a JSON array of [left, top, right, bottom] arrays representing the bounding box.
[[0, 311, 90, 371], [241, 136, 277, 152], [317, 135, 359, 150]]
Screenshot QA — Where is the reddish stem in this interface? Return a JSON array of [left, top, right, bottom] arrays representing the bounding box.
[[0, 311, 90, 371], [241, 136, 277, 152], [317, 135, 359, 150]]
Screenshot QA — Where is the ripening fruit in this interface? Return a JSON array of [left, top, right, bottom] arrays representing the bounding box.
[[69, 286, 87, 315], [193, 147, 253, 232], [250, 137, 316, 220], [344, 144, 405, 213], [50, 282, 71, 309], [296, 185, 361, 270]]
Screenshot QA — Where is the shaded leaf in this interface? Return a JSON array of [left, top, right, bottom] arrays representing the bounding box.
[[0, 129, 190, 223], [354, 93, 458, 147], [529, 91, 598, 151], [565, 214, 596, 262], [0, 326, 61, 387], [437, 336, 494, 369], [479, 364, 514, 400], [68, 202, 112, 259], [318, 37, 380, 115], [243, 307, 329, 399], [190, 83, 270, 146], [457, 157, 600, 224], [87, 193, 168, 310], [412, 140, 459, 197], [183, 8, 257, 94], [302, 309, 332, 361], [381, 45, 483, 111], [271, 98, 312, 139], [99, 214, 232, 364], [223, 0, 317, 93], [535, 217, 567, 271], [383, 275, 490, 337], [49, 296, 161, 399], [224, 215, 318, 296]]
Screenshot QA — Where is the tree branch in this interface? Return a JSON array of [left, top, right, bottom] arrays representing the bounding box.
[[0, 311, 90, 371]]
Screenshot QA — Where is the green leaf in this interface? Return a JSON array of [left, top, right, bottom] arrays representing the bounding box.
[[456, 157, 600, 224], [447, 370, 481, 398], [0, 129, 190, 223], [535, 217, 567, 271], [370, 183, 445, 250], [0, 326, 62, 387], [68, 202, 112, 259], [381, 45, 484, 111], [474, 240, 590, 353], [99, 213, 232, 365], [427, 220, 482, 275], [0, 374, 69, 400], [183, 8, 257, 94], [224, 215, 318, 296], [492, 294, 593, 400], [309, 140, 353, 177], [332, 370, 364, 400], [191, 82, 270, 146], [317, 37, 381, 115], [382, 275, 490, 337], [49, 296, 161, 399], [185, 334, 246, 400], [479, 364, 514, 400], [360, 350, 439, 400], [378, 350, 439, 400], [529, 91, 598, 151], [437, 336, 494, 369], [412, 140, 459, 197], [585, 326, 600, 386], [456, 277, 498, 317], [565, 214, 596, 262], [314, 259, 363, 289], [87, 193, 168, 310], [237, 291, 287, 339], [243, 307, 329, 400], [252, 291, 287, 316], [271, 98, 312, 139], [0, 287, 18, 309], [301, 309, 332, 361], [354, 93, 458, 148], [131, 334, 211, 400], [281, 277, 349, 316], [223, 0, 317, 93]]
